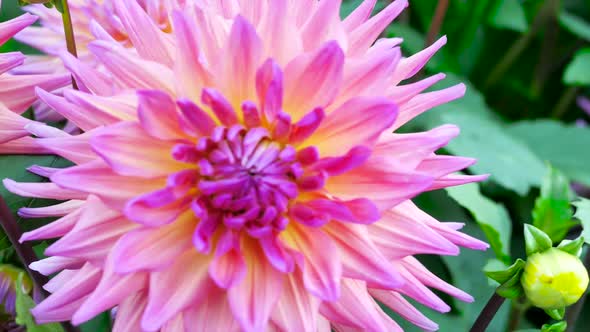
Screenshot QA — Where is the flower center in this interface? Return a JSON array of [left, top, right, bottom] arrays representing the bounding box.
[[191, 125, 303, 237]]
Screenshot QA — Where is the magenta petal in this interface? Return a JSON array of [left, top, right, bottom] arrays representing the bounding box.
[[259, 234, 295, 273], [202, 88, 239, 126], [209, 230, 246, 289]]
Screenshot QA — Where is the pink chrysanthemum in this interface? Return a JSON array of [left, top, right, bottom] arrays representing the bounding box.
[[0, 13, 69, 153], [5, 1, 490, 331]]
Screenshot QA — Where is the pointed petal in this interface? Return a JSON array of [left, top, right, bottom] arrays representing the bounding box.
[[142, 250, 212, 331]]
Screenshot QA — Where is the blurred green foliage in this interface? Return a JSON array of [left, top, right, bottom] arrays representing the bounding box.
[[0, 0, 588, 331]]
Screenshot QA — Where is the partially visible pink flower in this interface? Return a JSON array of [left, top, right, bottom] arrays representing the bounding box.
[[5, 1, 490, 331], [15, 0, 178, 75], [0, 13, 69, 153]]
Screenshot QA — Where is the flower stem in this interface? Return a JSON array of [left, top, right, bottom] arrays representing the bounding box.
[[59, 0, 79, 90], [552, 86, 579, 119], [424, 0, 449, 48], [0, 197, 80, 332], [470, 292, 507, 332], [483, 0, 560, 90]]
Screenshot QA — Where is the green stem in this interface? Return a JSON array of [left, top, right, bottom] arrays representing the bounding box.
[[59, 0, 79, 90], [530, 1, 560, 98], [483, 0, 560, 90], [552, 86, 579, 119]]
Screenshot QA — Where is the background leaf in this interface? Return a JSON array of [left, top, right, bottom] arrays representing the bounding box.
[[488, 0, 528, 32], [563, 48, 590, 86], [559, 11, 590, 42], [508, 120, 590, 186], [446, 183, 512, 263]]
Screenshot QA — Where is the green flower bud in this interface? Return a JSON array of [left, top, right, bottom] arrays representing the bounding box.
[[521, 248, 589, 309]]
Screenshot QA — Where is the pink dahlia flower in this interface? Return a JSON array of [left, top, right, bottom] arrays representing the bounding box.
[[0, 13, 69, 153], [5, 1, 489, 331], [15, 0, 178, 74]]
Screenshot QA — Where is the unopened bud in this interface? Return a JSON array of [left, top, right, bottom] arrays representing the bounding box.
[[521, 248, 589, 309]]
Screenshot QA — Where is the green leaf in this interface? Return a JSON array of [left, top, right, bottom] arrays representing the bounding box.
[[573, 198, 590, 245], [564, 48, 590, 86], [418, 75, 546, 195], [486, 258, 526, 284], [15, 273, 64, 332], [488, 0, 528, 32], [541, 321, 567, 332], [496, 272, 525, 299], [508, 120, 590, 186], [557, 237, 584, 257], [80, 312, 111, 332], [544, 308, 565, 321], [532, 166, 576, 242], [524, 224, 553, 256], [339, 0, 363, 18], [559, 11, 590, 42], [446, 183, 512, 263]]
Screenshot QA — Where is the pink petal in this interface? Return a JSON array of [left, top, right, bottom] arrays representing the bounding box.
[[209, 230, 247, 289], [347, 0, 408, 56], [112, 0, 174, 65], [91, 121, 186, 178], [342, 0, 378, 32], [142, 250, 212, 331], [171, 11, 211, 102], [137, 90, 186, 140], [399, 256, 474, 302], [0, 74, 70, 113], [18, 200, 83, 218], [271, 272, 321, 332], [369, 209, 460, 258], [300, 0, 342, 51], [326, 165, 433, 211], [37, 130, 95, 164], [370, 289, 439, 331], [228, 242, 284, 332], [324, 222, 403, 289], [2, 179, 86, 200], [320, 279, 391, 332], [88, 41, 174, 94], [312, 96, 398, 156], [112, 213, 195, 273], [20, 209, 81, 243], [60, 51, 114, 96], [219, 15, 263, 107], [393, 36, 447, 83], [183, 289, 241, 332], [256, 59, 283, 122], [284, 41, 345, 121], [72, 255, 147, 325], [50, 161, 165, 209], [29, 256, 82, 276], [31, 264, 101, 324], [36, 88, 106, 131], [112, 292, 147, 332], [283, 224, 342, 301], [0, 13, 37, 45]]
